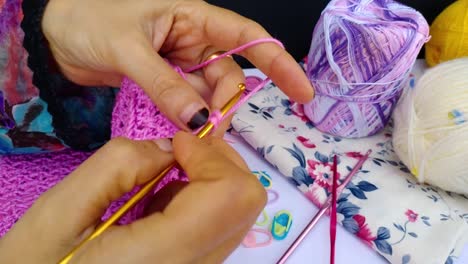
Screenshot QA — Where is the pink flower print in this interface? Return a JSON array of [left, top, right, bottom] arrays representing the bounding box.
[[307, 160, 340, 191], [290, 102, 309, 122], [278, 124, 297, 132], [297, 136, 316, 148], [353, 214, 377, 246], [405, 210, 418, 222], [391, 210, 420, 245], [345, 152, 364, 159], [299, 183, 327, 207]]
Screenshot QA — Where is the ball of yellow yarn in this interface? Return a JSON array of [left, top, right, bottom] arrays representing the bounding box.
[[425, 0, 468, 67]]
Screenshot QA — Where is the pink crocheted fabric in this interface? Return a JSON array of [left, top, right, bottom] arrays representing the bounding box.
[[0, 150, 92, 236], [0, 77, 185, 236]]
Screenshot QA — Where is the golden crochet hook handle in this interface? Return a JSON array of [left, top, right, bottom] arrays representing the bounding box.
[[58, 83, 246, 264]]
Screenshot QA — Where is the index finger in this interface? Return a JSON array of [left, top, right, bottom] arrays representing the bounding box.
[[198, 2, 315, 103]]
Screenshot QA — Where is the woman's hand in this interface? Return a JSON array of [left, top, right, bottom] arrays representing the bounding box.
[[0, 132, 266, 263], [42, 0, 314, 133]]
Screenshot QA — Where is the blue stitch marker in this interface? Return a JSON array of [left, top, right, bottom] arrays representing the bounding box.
[[271, 210, 293, 240], [252, 171, 273, 189], [448, 109, 465, 125]]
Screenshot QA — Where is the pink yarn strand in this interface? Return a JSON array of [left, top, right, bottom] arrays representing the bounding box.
[[181, 38, 284, 132], [185, 38, 284, 73], [208, 110, 223, 130]]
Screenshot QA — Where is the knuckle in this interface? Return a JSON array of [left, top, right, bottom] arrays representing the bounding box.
[[117, 138, 156, 159], [267, 50, 283, 77], [225, 171, 267, 214], [238, 20, 264, 47], [240, 175, 268, 210], [104, 138, 157, 186], [186, 155, 220, 177], [150, 73, 181, 101], [186, 137, 222, 162], [200, 136, 224, 148], [171, 0, 205, 16], [106, 137, 141, 160]]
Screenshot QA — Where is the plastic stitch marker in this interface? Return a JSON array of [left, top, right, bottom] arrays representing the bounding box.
[[255, 210, 270, 227], [267, 189, 279, 205], [242, 228, 273, 248], [271, 210, 293, 240], [252, 171, 272, 189]]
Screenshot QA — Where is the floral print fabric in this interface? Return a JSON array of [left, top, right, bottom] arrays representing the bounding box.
[[232, 62, 468, 264]]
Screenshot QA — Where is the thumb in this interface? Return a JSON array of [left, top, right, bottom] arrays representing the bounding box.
[[117, 38, 211, 131], [71, 132, 266, 263]]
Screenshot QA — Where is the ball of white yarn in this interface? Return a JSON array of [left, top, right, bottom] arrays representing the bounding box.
[[393, 57, 468, 195]]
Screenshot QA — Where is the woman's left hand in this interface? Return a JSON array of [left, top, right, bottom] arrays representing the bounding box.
[[42, 0, 314, 133]]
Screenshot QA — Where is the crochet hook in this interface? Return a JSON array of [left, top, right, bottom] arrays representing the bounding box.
[[59, 83, 246, 264], [277, 149, 372, 264]]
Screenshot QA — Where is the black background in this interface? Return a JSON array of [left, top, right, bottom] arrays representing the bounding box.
[[207, 0, 456, 67]]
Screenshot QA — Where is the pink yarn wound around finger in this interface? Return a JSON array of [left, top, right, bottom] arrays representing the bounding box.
[[103, 38, 285, 225]]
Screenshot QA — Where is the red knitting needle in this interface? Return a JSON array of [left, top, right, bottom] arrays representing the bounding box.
[[277, 150, 372, 264]]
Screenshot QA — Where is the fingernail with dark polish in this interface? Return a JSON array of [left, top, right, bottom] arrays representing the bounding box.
[[180, 103, 210, 130], [187, 108, 209, 130]]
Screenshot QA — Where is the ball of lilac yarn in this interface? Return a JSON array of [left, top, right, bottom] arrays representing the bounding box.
[[304, 0, 429, 138]]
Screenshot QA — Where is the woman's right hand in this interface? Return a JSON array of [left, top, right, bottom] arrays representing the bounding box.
[[0, 132, 266, 263]]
